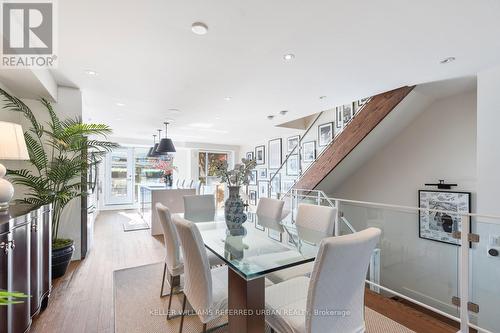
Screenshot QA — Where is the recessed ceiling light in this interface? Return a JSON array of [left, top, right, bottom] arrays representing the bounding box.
[[279, 110, 288, 116], [168, 108, 181, 113], [84, 69, 98, 76], [224, 97, 232, 101], [283, 53, 295, 61], [440, 57, 456, 64], [191, 22, 208, 35], [267, 115, 275, 120], [115, 102, 125, 107]]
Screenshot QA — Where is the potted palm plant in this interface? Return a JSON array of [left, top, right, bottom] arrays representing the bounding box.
[[0, 89, 118, 278]]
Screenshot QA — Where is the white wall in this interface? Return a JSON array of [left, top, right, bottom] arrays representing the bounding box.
[[331, 91, 477, 316]]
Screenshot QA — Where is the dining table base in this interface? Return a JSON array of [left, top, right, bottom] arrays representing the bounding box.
[[227, 269, 266, 333]]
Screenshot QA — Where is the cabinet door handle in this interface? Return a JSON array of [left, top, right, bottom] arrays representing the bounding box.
[[0, 241, 9, 254], [31, 223, 38, 232], [9, 240, 15, 250]]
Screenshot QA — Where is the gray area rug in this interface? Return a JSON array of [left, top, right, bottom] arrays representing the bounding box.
[[113, 262, 415, 333]]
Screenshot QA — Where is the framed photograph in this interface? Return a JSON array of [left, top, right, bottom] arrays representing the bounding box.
[[249, 170, 257, 186], [287, 135, 300, 153], [286, 154, 300, 176], [258, 168, 267, 179], [268, 138, 282, 169], [258, 180, 269, 198], [418, 190, 471, 246], [355, 97, 371, 112], [342, 103, 354, 124], [335, 106, 343, 129], [282, 179, 295, 193], [302, 141, 316, 163], [318, 122, 333, 147], [270, 172, 281, 197], [255, 145, 265, 165], [246, 151, 254, 160], [268, 228, 282, 242], [249, 190, 257, 206]]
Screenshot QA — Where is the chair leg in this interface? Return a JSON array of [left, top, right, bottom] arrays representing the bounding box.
[[202, 323, 207, 333], [160, 263, 167, 297], [178, 294, 187, 333], [166, 274, 175, 320]]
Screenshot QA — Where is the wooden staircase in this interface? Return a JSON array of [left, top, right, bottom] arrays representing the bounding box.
[[295, 86, 415, 190]]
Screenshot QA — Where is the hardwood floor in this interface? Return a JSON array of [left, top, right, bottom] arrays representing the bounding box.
[[31, 210, 165, 333], [31, 209, 456, 333]]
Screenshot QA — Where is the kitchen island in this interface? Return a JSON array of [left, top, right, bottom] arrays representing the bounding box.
[[138, 184, 196, 236]]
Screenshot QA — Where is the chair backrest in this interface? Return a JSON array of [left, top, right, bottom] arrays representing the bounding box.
[[184, 194, 216, 222], [186, 179, 194, 188], [256, 197, 284, 222], [296, 204, 337, 236], [306, 227, 381, 333], [155, 203, 182, 273], [173, 216, 213, 313]]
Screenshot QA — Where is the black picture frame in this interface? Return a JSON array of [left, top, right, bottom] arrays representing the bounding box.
[[286, 154, 300, 176], [318, 122, 334, 147], [258, 168, 267, 179], [268, 138, 283, 169], [249, 190, 257, 206], [342, 102, 354, 124], [258, 180, 269, 198], [302, 140, 316, 163], [270, 172, 281, 196], [418, 190, 472, 246], [287, 135, 300, 153], [246, 151, 254, 160], [255, 145, 265, 165], [249, 170, 257, 186], [335, 107, 343, 129], [255, 219, 265, 231]]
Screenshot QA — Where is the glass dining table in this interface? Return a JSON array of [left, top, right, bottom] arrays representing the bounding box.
[[173, 211, 328, 333]]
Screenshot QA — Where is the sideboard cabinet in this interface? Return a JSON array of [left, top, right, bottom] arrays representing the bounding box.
[[0, 205, 51, 333]]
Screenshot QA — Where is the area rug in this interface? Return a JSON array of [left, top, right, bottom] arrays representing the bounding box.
[[122, 219, 150, 232], [113, 263, 415, 333]]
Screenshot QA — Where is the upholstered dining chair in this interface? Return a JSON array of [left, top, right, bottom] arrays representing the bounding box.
[[155, 203, 224, 320], [267, 203, 337, 284], [256, 197, 285, 222], [173, 216, 228, 333], [183, 194, 216, 222], [265, 227, 381, 333]]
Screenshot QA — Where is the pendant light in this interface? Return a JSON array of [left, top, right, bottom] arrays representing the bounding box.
[[152, 129, 162, 156], [156, 121, 176, 153], [146, 134, 157, 157]]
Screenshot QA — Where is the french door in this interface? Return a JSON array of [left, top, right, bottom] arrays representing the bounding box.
[[105, 148, 135, 205]]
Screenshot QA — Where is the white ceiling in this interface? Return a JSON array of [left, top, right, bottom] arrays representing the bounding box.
[[51, 0, 500, 145]]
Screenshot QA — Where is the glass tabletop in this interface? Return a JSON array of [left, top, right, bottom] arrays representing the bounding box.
[[175, 211, 328, 280]]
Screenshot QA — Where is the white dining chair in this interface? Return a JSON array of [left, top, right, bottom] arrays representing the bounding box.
[[267, 204, 336, 284], [256, 197, 285, 221], [265, 227, 381, 333], [183, 194, 216, 222], [173, 216, 228, 333], [155, 203, 224, 320]]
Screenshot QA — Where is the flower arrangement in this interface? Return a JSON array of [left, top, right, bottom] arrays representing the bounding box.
[[213, 158, 257, 187], [154, 160, 178, 175]]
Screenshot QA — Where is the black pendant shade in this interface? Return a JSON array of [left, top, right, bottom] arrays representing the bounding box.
[[147, 132, 162, 157], [156, 122, 176, 153]]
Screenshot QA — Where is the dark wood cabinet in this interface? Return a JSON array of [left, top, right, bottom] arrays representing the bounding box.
[[0, 205, 51, 333]]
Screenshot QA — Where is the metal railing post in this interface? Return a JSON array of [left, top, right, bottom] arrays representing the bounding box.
[[334, 199, 340, 236], [458, 215, 470, 333]]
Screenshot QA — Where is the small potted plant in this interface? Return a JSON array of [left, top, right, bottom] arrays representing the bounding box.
[[213, 158, 256, 227], [0, 89, 118, 279], [153, 160, 177, 186]]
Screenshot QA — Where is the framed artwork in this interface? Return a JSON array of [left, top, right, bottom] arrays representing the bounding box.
[[355, 97, 371, 112], [255, 145, 265, 165], [249, 170, 257, 186], [342, 103, 354, 124], [258, 168, 267, 179], [270, 172, 281, 197], [418, 190, 471, 246], [268, 228, 282, 242], [258, 180, 269, 198], [302, 141, 316, 163], [249, 190, 257, 206], [282, 180, 295, 193], [287, 135, 300, 153], [286, 154, 300, 176], [246, 151, 254, 160], [318, 122, 333, 147], [335, 107, 343, 129], [268, 138, 282, 169]]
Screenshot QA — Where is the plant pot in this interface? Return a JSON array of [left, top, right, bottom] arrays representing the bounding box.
[[51, 241, 75, 279], [224, 186, 247, 225]]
